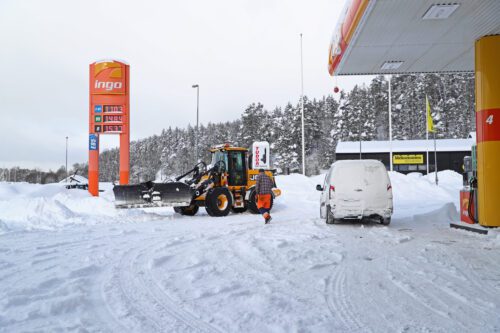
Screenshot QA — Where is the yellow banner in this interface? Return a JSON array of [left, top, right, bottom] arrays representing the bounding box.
[[426, 95, 435, 133], [393, 154, 424, 165]]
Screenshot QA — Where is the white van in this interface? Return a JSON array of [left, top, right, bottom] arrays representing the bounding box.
[[316, 160, 393, 225]]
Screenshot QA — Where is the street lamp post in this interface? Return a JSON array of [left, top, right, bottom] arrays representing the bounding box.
[[388, 75, 393, 171], [65, 136, 69, 181], [300, 33, 305, 175], [192, 84, 200, 161]]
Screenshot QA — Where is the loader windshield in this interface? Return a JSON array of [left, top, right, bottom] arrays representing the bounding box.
[[211, 151, 228, 172]]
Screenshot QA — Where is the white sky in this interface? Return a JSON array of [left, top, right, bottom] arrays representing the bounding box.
[[0, 0, 373, 171]]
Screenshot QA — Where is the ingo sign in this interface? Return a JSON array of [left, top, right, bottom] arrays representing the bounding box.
[[91, 61, 126, 95], [88, 60, 130, 196]]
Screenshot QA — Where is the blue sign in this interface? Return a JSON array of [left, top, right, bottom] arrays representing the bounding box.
[[89, 134, 98, 150], [94, 105, 102, 113]]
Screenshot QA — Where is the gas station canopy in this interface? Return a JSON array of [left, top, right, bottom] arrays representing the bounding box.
[[328, 0, 500, 76]]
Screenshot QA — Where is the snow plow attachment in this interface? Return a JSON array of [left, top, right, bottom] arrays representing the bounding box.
[[113, 181, 194, 208]]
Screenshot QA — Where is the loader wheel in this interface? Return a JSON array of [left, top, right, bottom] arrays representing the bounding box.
[[231, 207, 247, 213], [248, 189, 273, 214], [174, 204, 199, 216], [205, 188, 233, 217]]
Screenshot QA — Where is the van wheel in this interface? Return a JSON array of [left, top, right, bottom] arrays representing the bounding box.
[[381, 217, 391, 225], [325, 206, 334, 224], [205, 188, 232, 217]]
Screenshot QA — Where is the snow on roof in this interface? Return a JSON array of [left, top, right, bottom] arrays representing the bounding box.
[[336, 138, 475, 154], [58, 175, 88, 184]]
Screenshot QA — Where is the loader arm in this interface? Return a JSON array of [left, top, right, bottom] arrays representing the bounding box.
[[175, 162, 207, 183], [191, 160, 227, 197]]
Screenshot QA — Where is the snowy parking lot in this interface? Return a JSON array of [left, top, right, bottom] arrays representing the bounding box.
[[1, 172, 500, 332]]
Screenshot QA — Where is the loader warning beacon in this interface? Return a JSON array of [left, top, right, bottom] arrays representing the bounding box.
[[88, 60, 130, 196]]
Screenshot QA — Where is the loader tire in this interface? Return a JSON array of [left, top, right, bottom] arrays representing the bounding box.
[[248, 189, 273, 214], [205, 188, 233, 217], [174, 204, 199, 216], [231, 207, 247, 213]]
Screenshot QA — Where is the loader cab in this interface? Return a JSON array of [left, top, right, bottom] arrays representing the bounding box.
[[210, 147, 247, 187]]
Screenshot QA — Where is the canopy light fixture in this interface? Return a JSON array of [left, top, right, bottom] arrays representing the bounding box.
[[381, 61, 404, 70], [423, 4, 460, 20]]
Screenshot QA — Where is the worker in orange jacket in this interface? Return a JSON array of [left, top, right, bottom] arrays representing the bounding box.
[[255, 169, 274, 224]]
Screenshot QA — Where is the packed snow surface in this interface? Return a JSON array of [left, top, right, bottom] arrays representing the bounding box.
[[1, 171, 499, 332]]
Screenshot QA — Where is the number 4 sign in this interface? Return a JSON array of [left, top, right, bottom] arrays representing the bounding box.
[[486, 115, 494, 125], [479, 110, 500, 143]]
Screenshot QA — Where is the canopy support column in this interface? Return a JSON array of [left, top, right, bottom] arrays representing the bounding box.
[[475, 35, 500, 227]]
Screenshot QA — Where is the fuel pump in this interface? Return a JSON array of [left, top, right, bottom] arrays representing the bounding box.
[[460, 145, 478, 224]]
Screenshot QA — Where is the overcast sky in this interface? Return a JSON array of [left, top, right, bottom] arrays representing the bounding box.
[[0, 0, 372, 171]]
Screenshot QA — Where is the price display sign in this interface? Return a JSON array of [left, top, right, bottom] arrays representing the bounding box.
[[104, 115, 123, 122], [89, 60, 130, 196], [104, 105, 123, 113], [103, 125, 123, 133], [91, 104, 125, 134]]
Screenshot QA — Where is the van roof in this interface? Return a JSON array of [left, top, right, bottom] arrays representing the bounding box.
[[336, 138, 474, 153], [332, 159, 385, 167]]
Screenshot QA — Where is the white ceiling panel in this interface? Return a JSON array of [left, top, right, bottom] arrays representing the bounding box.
[[335, 0, 500, 75]]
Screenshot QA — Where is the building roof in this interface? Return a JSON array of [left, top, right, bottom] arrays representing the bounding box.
[[328, 0, 500, 76], [336, 138, 475, 154], [58, 175, 88, 184]]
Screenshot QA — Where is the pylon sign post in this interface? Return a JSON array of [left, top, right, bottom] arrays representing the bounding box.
[[88, 60, 130, 196]]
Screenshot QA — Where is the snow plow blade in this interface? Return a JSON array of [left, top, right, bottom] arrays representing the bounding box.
[[113, 181, 194, 208]]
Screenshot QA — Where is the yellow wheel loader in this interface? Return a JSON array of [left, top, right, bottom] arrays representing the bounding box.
[[113, 143, 281, 217]]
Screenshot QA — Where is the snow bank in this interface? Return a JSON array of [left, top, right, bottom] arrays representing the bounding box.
[[390, 170, 462, 219], [274, 173, 320, 210], [0, 182, 165, 231], [0, 170, 463, 232]]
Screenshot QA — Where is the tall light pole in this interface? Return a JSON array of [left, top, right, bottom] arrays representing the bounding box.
[[359, 110, 362, 159], [388, 75, 393, 171], [192, 84, 199, 161], [65, 136, 69, 181], [300, 33, 306, 175]]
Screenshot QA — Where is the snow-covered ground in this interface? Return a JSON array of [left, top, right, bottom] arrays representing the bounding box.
[[1, 171, 499, 332]]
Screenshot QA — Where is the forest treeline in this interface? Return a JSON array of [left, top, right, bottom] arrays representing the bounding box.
[[1, 73, 475, 183]]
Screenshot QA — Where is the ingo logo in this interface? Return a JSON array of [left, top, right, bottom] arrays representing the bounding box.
[[94, 80, 123, 91], [93, 61, 125, 93]]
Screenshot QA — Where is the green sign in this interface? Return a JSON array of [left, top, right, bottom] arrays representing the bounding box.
[[95, 115, 102, 122]]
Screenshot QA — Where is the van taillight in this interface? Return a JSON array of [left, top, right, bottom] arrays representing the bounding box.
[[387, 184, 392, 191], [330, 185, 335, 192]]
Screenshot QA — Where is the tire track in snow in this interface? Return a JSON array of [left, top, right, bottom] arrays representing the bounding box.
[[104, 236, 220, 332], [140, 241, 223, 333], [419, 245, 499, 316], [324, 265, 368, 332], [385, 254, 470, 331]]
